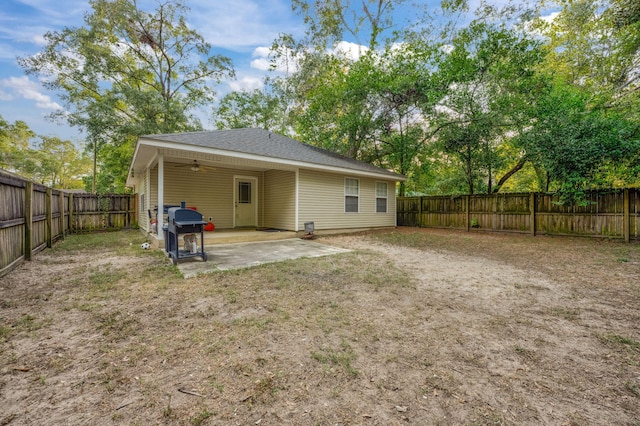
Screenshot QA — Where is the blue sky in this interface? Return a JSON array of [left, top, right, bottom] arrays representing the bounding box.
[[0, 0, 307, 143], [0, 0, 534, 145]]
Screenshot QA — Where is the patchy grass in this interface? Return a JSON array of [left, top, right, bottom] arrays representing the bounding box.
[[599, 334, 640, 351], [311, 341, 360, 378], [1, 229, 639, 425]]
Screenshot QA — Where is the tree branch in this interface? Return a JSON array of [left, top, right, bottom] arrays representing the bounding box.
[[492, 154, 528, 193]]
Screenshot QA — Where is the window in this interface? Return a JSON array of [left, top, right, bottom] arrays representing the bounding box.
[[376, 182, 388, 213], [344, 178, 359, 212], [238, 181, 251, 204]]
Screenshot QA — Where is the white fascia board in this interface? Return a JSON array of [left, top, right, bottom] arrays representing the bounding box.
[[138, 139, 406, 182]]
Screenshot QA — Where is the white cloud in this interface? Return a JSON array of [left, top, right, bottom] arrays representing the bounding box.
[[1, 76, 62, 110], [228, 76, 264, 92], [250, 45, 301, 73], [250, 56, 271, 71], [249, 39, 370, 74], [31, 33, 48, 46], [332, 41, 368, 60], [440, 44, 454, 54]]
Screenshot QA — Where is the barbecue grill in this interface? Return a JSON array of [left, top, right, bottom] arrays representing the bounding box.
[[166, 201, 207, 264]]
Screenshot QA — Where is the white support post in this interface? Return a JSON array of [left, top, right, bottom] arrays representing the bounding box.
[[295, 168, 300, 231], [157, 153, 164, 240]]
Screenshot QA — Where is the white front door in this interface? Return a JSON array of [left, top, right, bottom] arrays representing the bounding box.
[[234, 177, 257, 227]]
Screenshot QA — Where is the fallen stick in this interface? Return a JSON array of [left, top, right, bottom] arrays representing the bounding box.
[[116, 400, 135, 410], [178, 388, 204, 397], [12, 366, 30, 372]]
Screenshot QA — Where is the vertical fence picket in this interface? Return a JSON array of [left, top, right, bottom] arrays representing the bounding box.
[[0, 169, 137, 277], [397, 188, 638, 242]]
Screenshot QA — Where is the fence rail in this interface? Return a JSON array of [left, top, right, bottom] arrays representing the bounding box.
[[0, 169, 137, 277], [397, 189, 640, 242]]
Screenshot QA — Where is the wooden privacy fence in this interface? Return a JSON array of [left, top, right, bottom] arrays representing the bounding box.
[[0, 169, 137, 277], [397, 189, 640, 242]]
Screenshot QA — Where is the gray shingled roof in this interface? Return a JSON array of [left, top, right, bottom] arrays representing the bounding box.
[[141, 128, 404, 179]]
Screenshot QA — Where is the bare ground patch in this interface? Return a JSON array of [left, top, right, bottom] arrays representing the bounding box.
[[1, 229, 639, 425]]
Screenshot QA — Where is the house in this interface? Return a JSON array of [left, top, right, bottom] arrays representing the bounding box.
[[126, 128, 406, 240]]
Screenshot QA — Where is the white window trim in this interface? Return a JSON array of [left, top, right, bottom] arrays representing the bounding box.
[[344, 177, 359, 213], [375, 181, 388, 213]]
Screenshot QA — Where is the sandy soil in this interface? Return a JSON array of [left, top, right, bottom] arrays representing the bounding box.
[[1, 228, 639, 425]]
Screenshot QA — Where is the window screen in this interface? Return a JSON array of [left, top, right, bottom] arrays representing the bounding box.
[[376, 182, 387, 213], [345, 178, 359, 213]]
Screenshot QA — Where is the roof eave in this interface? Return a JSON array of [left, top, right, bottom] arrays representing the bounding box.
[[135, 137, 407, 181]]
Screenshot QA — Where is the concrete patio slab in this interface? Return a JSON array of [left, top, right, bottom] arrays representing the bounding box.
[[175, 238, 351, 278]]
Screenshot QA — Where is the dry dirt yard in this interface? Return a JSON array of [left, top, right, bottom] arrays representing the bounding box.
[[1, 228, 639, 425]]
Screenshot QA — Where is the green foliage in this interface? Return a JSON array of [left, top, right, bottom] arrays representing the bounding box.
[[292, 0, 404, 50], [30, 136, 91, 188], [12, 0, 638, 201], [0, 117, 34, 170], [19, 0, 234, 192], [0, 115, 89, 188], [517, 81, 640, 204], [213, 78, 292, 134], [291, 51, 386, 160], [282, 0, 639, 202], [434, 23, 546, 194]]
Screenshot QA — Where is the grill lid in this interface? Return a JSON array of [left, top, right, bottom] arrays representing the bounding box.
[[168, 207, 203, 222]]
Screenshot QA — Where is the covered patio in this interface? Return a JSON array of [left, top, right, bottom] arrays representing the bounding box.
[[126, 129, 404, 246]]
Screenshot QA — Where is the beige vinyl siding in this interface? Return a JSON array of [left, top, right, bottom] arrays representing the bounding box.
[[263, 170, 296, 230], [138, 172, 149, 231], [149, 163, 263, 229], [298, 169, 396, 230], [150, 167, 158, 225]]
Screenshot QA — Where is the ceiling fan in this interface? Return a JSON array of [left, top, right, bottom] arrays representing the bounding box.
[[174, 160, 215, 173]]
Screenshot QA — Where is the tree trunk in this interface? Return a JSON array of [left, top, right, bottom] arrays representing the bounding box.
[[492, 155, 528, 193], [92, 139, 97, 194]]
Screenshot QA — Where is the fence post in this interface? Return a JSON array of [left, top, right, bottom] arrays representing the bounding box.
[[623, 188, 630, 243], [24, 181, 33, 260], [132, 194, 138, 228], [530, 192, 536, 236], [418, 196, 423, 227], [46, 187, 53, 248], [466, 195, 471, 232], [68, 193, 74, 234], [58, 191, 65, 240]]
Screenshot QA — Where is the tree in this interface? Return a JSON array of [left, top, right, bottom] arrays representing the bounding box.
[[28, 137, 90, 189], [292, 0, 406, 51], [19, 0, 234, 192], [433, 23, 546, 194], [0, 115, 90, 187], [515, 80, 640, 204], [291, 52, 385, 159], [531, 0, 640, 118], [213, 77, 292, 134], [0, 116, 35, 172], [284, 0, 408, 160]]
